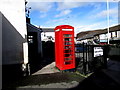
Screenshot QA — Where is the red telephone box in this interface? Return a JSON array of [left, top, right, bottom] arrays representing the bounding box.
[[54, 25, 75, 70]]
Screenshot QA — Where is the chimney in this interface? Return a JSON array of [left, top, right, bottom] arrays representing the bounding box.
[[26, 17, 30, 24]]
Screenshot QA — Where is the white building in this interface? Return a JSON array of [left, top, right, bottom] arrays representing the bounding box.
[[77, 25, 120, 44], [41, 28, 55, 42], [1, 0, 29, 77]]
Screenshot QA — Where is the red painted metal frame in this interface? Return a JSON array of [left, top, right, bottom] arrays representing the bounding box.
[[54, 25, 75, 70]]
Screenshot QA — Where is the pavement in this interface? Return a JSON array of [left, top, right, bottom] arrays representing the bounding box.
[[3, 59, 120, 89], [32, 62, 60, 75], [15, 72, 84, 89], [3, 62, 84, 89], [102, 59, 120, 85], [18, 62, 80, 89], [18, 81, 79, 89], [19, 59, 120, 89]]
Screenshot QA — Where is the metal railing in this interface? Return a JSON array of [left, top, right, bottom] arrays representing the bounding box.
[[75, 43, 108, 75]]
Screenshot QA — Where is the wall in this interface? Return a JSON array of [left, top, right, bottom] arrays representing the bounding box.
[[1, 0, 28, 65], [0, 10, 2, 90]]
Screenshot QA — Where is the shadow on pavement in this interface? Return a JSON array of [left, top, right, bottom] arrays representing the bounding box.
[[69, 70, 120, 89]]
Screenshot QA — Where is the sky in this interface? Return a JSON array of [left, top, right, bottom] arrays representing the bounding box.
[[26, 0, 119, 35]]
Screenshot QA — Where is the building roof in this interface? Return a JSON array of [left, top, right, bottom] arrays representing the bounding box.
[[27, 23, 42, 32], [54, 25, 74, 30], [41, 28, 54, 32], [77, 24, 120, 40]]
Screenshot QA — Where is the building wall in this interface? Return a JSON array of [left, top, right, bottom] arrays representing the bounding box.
[[41, 32, 55, 42], [27, 24, 43, 74], [99, 34, 107, 42], [1, 0, 28, 65], [27, 24, 42, 58], [117, 31, 120, 38]]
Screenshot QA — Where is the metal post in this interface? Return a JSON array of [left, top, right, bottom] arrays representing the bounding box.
[[103, 46, 107, 69], [107, 0, 110, 44], [86, 43, 88, 73], [83, 42, 86, 75]]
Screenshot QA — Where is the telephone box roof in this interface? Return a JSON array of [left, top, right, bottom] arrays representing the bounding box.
[[54, 25, 74, 30]]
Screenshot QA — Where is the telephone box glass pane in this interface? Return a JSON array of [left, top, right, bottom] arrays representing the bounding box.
[[64, 38, 72, 41], [65, 61, 72, 65], [64, 50, 72, 53], [64, 58, 72, 60], [64, 34, 72, 37], [64, 54, 72, 57], [64, 42, 72, 45], [64, 46, 72, 49]]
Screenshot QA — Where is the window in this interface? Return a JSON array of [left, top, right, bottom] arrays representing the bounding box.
[[28, 35, 33, 44]]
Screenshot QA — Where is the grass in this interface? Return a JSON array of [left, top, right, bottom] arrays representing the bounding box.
[[75, 71, 93, 78]]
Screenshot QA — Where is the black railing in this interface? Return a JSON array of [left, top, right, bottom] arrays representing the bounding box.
[[75, 43, 108, 75]]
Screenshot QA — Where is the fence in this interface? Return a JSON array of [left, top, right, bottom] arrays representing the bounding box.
[[75, 43, 108, 75]]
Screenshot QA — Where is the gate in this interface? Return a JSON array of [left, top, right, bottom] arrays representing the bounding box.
[[42, 41, 55, 67], [75, 43, 107, 75]]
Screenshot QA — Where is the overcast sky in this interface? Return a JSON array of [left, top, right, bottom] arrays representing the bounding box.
[[26, 0, 119, 35]]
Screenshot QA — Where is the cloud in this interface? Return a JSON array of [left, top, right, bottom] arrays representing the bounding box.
[[46, 18, 65, 24], [55, 9, 71, 17], [40, 13, 47, 18], [27, 0, 119, 2], [75, 18, 118, 35], [52, 18, 65, 22], [89, 2, 102, 11], [94, 7, 118, 18], [26, 2, 53, 12], [57, 2, 88, 10]]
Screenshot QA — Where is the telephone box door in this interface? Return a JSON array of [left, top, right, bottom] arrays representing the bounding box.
[[62, 32, 75, 70]]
